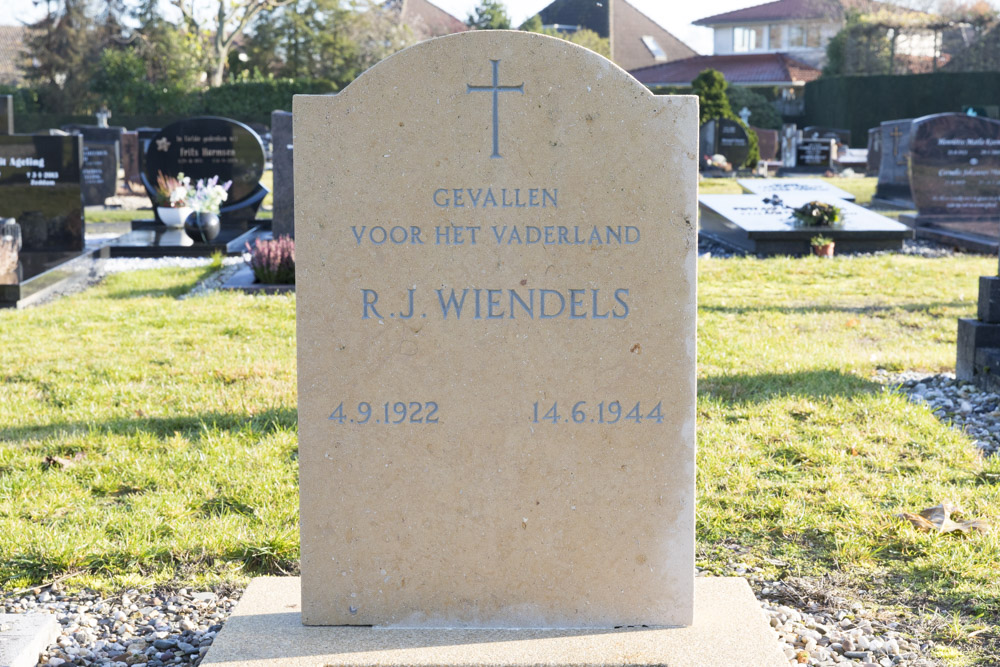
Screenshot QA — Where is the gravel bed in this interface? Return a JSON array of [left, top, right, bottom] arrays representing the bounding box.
[[878, 370, 1000, 457]]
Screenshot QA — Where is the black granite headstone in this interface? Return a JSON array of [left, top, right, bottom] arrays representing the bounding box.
[[271, 110, 294, 238], [0, 134, 83, 252], [795, 139, 834, 171], [874, 119, 913, 204], [909, 113, 1000, 220], [143, 116, 267, 229], [699, 118, 750, 170], [0, 96, 12, 135], [81, 141, 119, 206], [866, 127, 881, 176]]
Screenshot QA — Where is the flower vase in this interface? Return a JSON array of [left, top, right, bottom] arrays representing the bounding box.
[[813, 242, 835, 258], [184, 211, 221, 244], [158, 206, 193, 228]]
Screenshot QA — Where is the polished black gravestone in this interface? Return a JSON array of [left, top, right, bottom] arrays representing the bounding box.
[[958, 268, 1000, 390], [135, 127, 160, 177], [792, 139, 834, 173], [866, 127, 881, 176], [699, 118, 750, 172], [143, 116, 268, 230], [699, 193, 911, 255], [271, 110, 294, 238], [82, 141, 119, 206], [902, 113, 1000, 253], [873, 119, 914, 208], [1, 95, 12, 135], [0, 133, 105, 308]]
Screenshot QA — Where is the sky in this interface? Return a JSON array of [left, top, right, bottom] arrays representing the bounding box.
[[0, 0, 765, 55]]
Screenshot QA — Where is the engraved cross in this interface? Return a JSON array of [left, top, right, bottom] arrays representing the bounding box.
[[467, 59, 524, 159]]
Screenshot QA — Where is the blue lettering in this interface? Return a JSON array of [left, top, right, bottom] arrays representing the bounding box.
[[468, 189, 483, 207], [509, 226, 522, 244], [515, 188, 526, 207], [613, 289, 629, 319], [370, 227, 387, 244], [569, 289, 586, 319], [606, 226, 622, 244], [592, 289, 609, 319], [526, 226, 540, 244], [589, 227, 602, 244], [351, 226, 366, 244], [484, 188, 497, 207], [543, 189, 557, 207], [399, 288, 415, 319], [487, 289, 504, 318], [435, 226, 449, 244], [437, 289, 468, 318], [625, 226, 640, 244], [510, 289, 534, 318], [473, 288, 483, 319], [453, 189, 465, 207], [558, 226, 569, 244], [528, 189, 539, 207], [502, 188, 513, 208], [540, 289, 565, 318], [544, 226, 555, 244], [491, 225, 506, 243], [433, 189, 449, 207], [362, 289, 383, 319]]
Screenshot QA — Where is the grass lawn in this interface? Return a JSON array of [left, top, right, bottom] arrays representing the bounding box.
[[1, 252, 999, 662]]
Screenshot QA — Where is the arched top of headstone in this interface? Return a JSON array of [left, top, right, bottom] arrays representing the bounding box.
[[144, 116, 265, 204]]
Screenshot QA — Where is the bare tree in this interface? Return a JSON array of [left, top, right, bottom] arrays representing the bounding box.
[[169, 0, 293, 86]]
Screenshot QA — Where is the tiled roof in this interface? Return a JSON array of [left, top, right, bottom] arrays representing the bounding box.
[[398, 0, 467, 40], [630, 52, 822, 87], [613, 0, 697, 70], [694, 0, 846, 25], [0, 25, 27, 86]]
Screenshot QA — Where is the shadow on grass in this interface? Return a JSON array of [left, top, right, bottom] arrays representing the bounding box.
[[700, 369, 883, 404], [97, 267, 220, 301], [0, 406, 297, 443]]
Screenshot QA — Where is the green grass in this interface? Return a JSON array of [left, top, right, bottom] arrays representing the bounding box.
[[1, 252, 999, 662]]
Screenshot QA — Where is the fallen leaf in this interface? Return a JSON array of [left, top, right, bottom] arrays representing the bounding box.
[[898, 502, 990, 534], [845, 318, 859, 328], [42, 452, 84, 469]]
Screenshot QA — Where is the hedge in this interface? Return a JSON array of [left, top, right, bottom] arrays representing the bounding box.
[[804, 72, 1000, 147]]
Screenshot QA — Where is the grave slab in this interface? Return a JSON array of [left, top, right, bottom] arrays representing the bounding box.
[[699, 193, 911, 255], [102, 224, 263, 258], [0, 613, 61, 667], [737, 178, 856, 201], [200, 576, 786, 667]]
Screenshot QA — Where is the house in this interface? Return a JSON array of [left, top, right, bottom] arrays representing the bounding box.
[[0, 25, 28, 86], [392, 0, 468, 41], [535, 0, 697, 71], [692, 0, 937, 69]]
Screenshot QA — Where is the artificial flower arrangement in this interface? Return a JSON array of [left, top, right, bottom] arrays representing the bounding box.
[[188, 175, 232, 214], [763, 195, 843, 228]]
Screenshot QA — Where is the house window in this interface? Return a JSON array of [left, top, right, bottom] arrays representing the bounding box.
[[733, 26, 764, 52], [788, 25, 804, 47], [641, 36, 668, 62], [768, 24, 782, 49]]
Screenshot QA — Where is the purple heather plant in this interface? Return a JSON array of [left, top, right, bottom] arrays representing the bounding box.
[[248, 235, 295, 284]]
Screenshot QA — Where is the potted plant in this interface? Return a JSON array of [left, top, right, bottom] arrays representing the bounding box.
[[154, 171, 193, 228], [183, 176, 232, 243], [811, 235, 835, 257]]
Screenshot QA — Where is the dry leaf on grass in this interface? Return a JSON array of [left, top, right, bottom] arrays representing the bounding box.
[[42, 452, 85, 469], [898, 501, 990, 534]]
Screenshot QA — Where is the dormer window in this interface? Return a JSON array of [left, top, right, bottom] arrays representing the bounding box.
[[733, 26, 764, 52], [641, 35, 668, 62]]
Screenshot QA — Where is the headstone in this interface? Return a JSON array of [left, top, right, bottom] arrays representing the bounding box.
[[0, 95, 12, 135], [120, 131, 141, 189], [803, 126, 851, 146], [909, 112, 1000, 219], [903, 113, 1000, 252], [866, 127, 881, 175], [794, 138, 835, 172], [699, 118, 750, 170], [143, 116, 267, 230], [271, 110, 294, 238], [781, 123, 798, 167], [298, 30, 700, 628], [81, 141, 119, 206], [699, 193, 910, 255], [737, 177, 856, 201], [874, 118, 913, 206], [738, 106, 751, 125], [752, 127, 779, 162], [0, 134, 83, 252]]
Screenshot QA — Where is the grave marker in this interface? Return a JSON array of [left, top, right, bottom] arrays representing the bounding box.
[[700, 117, 750, 170], [794, 138, 834, 172], [738, 177, 856, 201], [874, 118, 913, 206], [81, 141, 119, 206], [270, 110, 294, 238], [1, 95, 12, 135], [203, 31, 786, 667]]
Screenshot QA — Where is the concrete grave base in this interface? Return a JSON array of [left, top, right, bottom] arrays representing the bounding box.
[[0, 613, 61, 667], [200, 577, 786, 667]]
